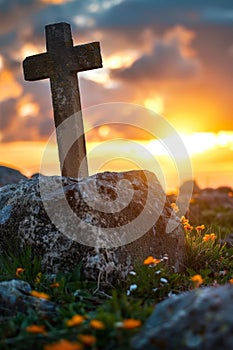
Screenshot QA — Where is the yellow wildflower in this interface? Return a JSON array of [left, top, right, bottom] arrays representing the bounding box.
[[210, 233, 217, 240], [171, 203, 179, 213], [78, 334, 96, 346], [203, 233, 217, 242], [180, 216, 189, 225], [191, 274, 204, 287], [35, 272, 42, 284], [195, 225, 205, 232], [66, 315, 85, 327], [122, 319, 142, 329], [50, 282, 60, 288], [26, 324, 47, 334], [30, 290, 50, 300], [183, 223, 193, 231], [16, 268, 25, 277], [90, 319, 105, 330], [44, 339, 82, 350], [229, 278, 233, 284], [143, 256, 161, 265]]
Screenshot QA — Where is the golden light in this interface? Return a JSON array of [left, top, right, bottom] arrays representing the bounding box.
[[18, 102, 39, 118], [13, 43, 40, 62], [41, 0, 74, 4], [0, 69, 22, 102], [180, 133, 217, 155], [144, 96, 165, 115], [146, 132, 218, 158], [0, 55, 3, 70], [146, 140, 169, 156], [81, 69, 110, 84], [217, 131, 233, 147], [82, 52, 139, 86], [105, 52, 139, 70], [98, 125, 111, 138]]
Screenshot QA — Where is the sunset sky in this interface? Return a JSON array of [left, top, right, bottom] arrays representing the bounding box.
[[0, 0, 233, 191]]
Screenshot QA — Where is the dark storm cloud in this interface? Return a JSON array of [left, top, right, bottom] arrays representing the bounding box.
[[114, 36, 200, 83], [95, 0, 233, 28]]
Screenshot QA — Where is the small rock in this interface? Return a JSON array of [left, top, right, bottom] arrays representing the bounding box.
[[0, 279, 57, 319], [0, 166, 27, 187], [132, 284, 233, 350]]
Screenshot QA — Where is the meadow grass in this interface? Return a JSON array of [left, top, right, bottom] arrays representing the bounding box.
[[0, 209, 233, 350]]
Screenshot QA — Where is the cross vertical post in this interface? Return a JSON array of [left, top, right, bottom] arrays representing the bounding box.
[[23, 22, 102, 178]]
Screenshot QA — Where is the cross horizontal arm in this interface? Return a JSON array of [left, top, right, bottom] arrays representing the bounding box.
[[23, 42, 102, 81], [23, 53, 52, 81], [71, 42, 102, 72]]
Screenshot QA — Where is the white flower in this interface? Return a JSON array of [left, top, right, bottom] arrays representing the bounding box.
[[129, 271, 137, 276], [115, 321, 123, 328], [129, 284, 138, 291], [127, 284, 138, 296], [160, 278, 168, 284]]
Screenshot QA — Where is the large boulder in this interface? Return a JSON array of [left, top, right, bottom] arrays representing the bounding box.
[[0, 165, 27, 187], [0, 170, 185, 283], [132, 284, 233, 350]]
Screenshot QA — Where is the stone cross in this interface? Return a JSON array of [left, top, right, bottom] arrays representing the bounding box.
[[23, 22, 102, 178]]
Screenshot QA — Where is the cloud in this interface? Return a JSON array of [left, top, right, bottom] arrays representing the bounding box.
[[201, 8, 233, 23], [113, 26, 201, 83], [0, 0, 43, 36], [0, 98, 17, 130], [0, 0, 233, 144], [94, 0, 233, 28], [0, 69, 23, 102]]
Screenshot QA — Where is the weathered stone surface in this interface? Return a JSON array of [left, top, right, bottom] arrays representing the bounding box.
[[0, 166, 27, 187], [0, 170, 185, 283], [0, 279, 56, 319], [132, 284, 233, 350], [23, 22, 102, 178]]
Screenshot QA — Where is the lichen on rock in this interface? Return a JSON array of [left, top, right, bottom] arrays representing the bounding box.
[[0, 170, 185, 284]]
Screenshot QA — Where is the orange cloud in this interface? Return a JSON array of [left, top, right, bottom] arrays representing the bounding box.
[[0, 69, 22, 102], [17, 95, 39, 118], [40, 0, 74, 4], [114, 26, 201, 84]]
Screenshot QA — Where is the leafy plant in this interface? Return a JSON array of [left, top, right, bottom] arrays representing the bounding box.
[[0, 208, 233, 350]]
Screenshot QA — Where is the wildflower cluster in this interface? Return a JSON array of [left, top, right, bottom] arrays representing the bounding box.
[[203, 233, 217, 242], [180, 214, 217, 244], [126, 255, 180, 300], [0, 223, 233, 350], [171, 202, 179, 213]]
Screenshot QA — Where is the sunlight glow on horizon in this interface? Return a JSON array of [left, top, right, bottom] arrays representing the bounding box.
[[144, 96, 165, 115], [40, 0, 74, 4], [1, 131, 233, 191], [0, 55, 3, 70]]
